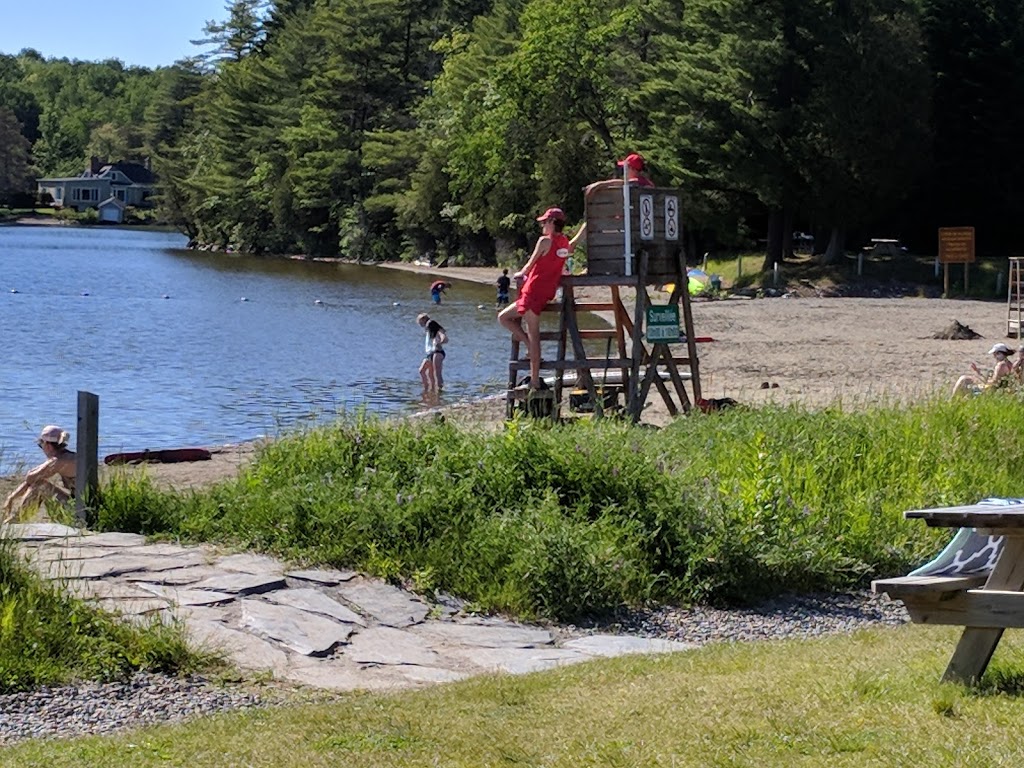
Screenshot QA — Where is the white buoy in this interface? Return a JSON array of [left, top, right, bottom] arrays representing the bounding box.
[[314, 299, 324, 305], [477, 304, 486, 310], [81, 291, 89, 296], [9, 289, 17, 294], [393, 301, 401, 306], [240, 297, 248, 302], [162, 294, 170, 299]]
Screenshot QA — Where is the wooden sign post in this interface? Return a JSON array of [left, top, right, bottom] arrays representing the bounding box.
[[938, 227, 976, 296], [75, 391, 99, 527]]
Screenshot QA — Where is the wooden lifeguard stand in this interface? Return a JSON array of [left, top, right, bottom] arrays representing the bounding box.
[[506, 184, 703, 422], [1008, 257, 1024, 339]]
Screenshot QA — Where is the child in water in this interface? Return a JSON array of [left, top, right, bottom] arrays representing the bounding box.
[[417, 313, 448, 391]]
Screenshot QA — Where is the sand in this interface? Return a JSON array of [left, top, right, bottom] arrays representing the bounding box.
[[4, 260, 1014, 498]]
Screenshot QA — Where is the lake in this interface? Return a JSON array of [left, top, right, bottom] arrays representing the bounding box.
[[0, 225, 512, 472]]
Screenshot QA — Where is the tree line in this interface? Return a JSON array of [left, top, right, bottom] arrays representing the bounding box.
[[2, 0, 1023, 270]]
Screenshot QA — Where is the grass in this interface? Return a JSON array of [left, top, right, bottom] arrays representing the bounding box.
[[6, 624, 1024, 766], [88, 394, 1024, 622], [0, 539, 212, 694]]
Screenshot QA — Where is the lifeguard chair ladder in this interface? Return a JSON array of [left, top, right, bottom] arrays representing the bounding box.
[[505, 184, 703, 422], [1008, 257, 1024, 339]]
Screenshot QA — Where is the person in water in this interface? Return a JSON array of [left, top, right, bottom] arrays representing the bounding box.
[[417, 313, 448, 391], [3, 425, 76, 523], [498, 207, 570, 389], [496, 269, 511, 307], [430, 281, 450, 304]]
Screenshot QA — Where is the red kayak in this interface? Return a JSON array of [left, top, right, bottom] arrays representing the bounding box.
[[103, 448, 212, 465]]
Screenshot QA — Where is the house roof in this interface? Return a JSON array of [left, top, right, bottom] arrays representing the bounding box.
[[99, 162, 155, 185], [98, 196, 126, 209]]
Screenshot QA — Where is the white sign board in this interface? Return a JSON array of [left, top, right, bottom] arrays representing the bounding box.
[[665, 196, 679, 241], [639, 194, 655, 240]]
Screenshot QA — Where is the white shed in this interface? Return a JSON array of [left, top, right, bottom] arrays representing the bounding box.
[[97, 196, 126, 224]]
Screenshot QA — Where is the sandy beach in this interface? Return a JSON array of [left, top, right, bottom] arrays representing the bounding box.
[[3, 259, 1013, 498]]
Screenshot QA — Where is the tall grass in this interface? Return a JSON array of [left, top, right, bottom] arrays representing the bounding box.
[[0, 540, 209, 693], [94, 395, 1024, 621]]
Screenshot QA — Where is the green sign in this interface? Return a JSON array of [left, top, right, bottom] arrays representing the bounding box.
[[646, 305, 679, 342]]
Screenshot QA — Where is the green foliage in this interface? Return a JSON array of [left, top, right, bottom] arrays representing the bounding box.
[[94, 396, 1024, 621], [0, 540, 208, 693]]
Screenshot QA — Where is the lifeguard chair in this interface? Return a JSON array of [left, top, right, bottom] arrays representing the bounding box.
[[505, 182, 703, 422]]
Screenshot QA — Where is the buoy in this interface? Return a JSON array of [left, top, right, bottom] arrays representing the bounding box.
[[9, 289, 17, 294], [240, 297, 248, 302], [477, 304, 486, 310], [393, 301, 401, 307], [81, 291, 89, 297], [314, 299, 324, 305], [162, 294, 170, 299]]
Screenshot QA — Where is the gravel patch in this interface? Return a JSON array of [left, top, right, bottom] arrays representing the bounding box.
[[577, 590, 910, 645], [0, 673, 261, 746]]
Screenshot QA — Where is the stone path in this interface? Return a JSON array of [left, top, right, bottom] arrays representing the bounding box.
[[3, 523, 694, 692]]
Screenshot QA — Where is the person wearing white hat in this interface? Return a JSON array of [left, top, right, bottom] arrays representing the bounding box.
[[951, 343, 1015, 398], [2, 426, 76, 523]]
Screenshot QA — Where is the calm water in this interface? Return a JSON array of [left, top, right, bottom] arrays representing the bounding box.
[[0, 225, 512, 472]]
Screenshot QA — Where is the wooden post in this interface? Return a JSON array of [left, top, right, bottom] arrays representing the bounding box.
[[965, 263, 970, 295], [944, 263, 950, 296], [75, 391, 99, 527]]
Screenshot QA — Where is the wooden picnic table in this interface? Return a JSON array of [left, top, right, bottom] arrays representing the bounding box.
[[873, 502, 1024, 684]]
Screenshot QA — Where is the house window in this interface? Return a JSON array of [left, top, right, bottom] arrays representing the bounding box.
[[115, 189, 125, 201], [72, 188, 99, 202], [53, 188, 63, 202]]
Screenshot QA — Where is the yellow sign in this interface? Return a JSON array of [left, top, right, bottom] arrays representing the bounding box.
[[938, 227, 975, 264]]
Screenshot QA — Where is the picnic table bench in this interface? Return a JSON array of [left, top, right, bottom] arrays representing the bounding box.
[[873, 498, 1024, 684], [862, 238, 905, 258]]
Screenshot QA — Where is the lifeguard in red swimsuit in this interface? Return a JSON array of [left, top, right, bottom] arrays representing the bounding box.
[[498, 206, 570, 389]]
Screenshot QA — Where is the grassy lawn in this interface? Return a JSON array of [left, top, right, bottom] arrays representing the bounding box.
[[7, 624, 1024, 766]]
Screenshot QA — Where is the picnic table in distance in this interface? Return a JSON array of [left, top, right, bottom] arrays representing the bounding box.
[[863, 238, 906, 258]]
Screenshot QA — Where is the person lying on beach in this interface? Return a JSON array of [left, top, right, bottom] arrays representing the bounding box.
[[2, 425, 76, 523], [951, 343, 1015, 398]]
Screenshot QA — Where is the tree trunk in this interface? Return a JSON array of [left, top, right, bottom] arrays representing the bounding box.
[[762, 208, 784, 272], [817, 227, 846, 265]]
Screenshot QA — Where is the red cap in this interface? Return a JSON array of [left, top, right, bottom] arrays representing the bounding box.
[[617, 153, 646, 171], [536, 207, 565, 222]]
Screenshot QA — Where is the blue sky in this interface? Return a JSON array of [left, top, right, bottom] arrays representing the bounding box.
[[0, 1, 229, 68]]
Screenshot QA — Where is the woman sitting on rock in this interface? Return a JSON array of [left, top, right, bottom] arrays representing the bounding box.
[[2, 425, 76, 523]]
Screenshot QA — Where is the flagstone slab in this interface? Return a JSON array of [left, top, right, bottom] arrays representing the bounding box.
[[191, 572, 287, 595], [240, 599, 356, 656], [186, 619, 289, 672], [450, 647, 587, 675], [1, 523, 82, 541], [65, 579, 155, 601], [34, 553, 207, 580], [285, 569, 358, 585], [283, 657, 403, 692], [264, 588, 366, 626], [395, 665, 470, 684], [115, 543, 216, 560], [344, 626, 442, 667], [78, 532, 147, 547], [409, 621, 554, 649], [123, 565, 228, 586], [562, 635, 697, 657], [214, 553, 283, 575], [22, 545, 129, 562], [135, 583, 237, 607], [98, 597, 172, 616], [336, 580, 430, 627]]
